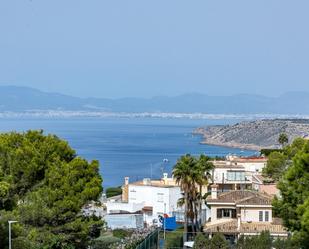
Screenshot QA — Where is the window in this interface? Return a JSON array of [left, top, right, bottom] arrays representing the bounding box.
[[227, 171, 245, 181], [259, 211, 263, 222], [157, 193, 164, 202], [217, 209, 236, 219], [223, 209, 230, 217], [265, 211, 269, 222]]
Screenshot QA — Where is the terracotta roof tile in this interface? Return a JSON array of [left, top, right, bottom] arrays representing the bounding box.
[[207, 190, 272, 206]]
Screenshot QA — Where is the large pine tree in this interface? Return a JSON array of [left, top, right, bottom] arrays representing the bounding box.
[[0, 130, 103, 249]]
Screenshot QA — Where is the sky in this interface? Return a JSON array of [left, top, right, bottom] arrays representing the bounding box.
[[0, 0, 308, 99]]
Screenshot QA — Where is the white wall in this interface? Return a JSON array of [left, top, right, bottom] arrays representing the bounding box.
[[105, 214, 144, 229], [209, 205, 272, 224], [240, 207, 272, 222], [237, 162, 266, 173], [128, 184, 182, 223], [169, 187, 181, 213], [106, 202, 144, 214], [210, 205, 235, 224]]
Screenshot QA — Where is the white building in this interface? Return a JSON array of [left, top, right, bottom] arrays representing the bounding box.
[[105, 173, 183, 226], [226, 155, 267, 173], [211, 156, 268, 192], [105, 213, 144, 229]]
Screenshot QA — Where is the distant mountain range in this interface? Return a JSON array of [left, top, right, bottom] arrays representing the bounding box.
[[1, 86, 309, 114]]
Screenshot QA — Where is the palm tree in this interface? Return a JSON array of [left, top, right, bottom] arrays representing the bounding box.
[[173, 154, 214, 239], [173, 154, 196, 241]]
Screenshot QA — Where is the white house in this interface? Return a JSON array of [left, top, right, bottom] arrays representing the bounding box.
[[105, 173, 183, 226], [227, 155, 267, 173], [211, 156, 268, 192]]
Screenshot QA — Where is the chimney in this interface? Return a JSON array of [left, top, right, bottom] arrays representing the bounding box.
[[122, 177, 129, 202], [163, 173, 168, 184], [211, 184, 218, 199], [125, 177, 129, 185]]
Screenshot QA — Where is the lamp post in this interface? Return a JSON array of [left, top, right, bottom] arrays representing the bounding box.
[[163, 203, 166, 240], [8, 220, 18, 249]]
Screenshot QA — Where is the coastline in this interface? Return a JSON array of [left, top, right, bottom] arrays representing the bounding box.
[[193, 130, 263, 151], [199, 140, 263, 151], [194, 119, 309, 152]]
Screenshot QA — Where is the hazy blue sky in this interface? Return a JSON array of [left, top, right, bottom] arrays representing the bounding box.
[[0, 1, 308, 98]]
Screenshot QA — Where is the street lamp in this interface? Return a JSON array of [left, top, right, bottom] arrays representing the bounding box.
[[163, 203, 166, 240], [8, 220, 18, 249]]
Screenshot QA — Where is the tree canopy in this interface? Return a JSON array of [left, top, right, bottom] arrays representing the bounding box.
[[193, 231, 295, 249], [0, 130, 103, 249], [273, 138, 309, 248], [278, 133, 289, 148], [262, 151, 288, 181]]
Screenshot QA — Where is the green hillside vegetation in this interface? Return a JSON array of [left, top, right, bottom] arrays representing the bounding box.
[[106, 187, 122, 198], [0, 130, 103, 249], [261, 137, 309, 248]]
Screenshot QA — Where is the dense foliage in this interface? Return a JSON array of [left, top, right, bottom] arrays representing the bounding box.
[[273, 139, 309, 248], [193, 231, 295, 249], [262, 151, 288, 181], [0, 130, 103, 249], [106, 187, 122, 198], [164, 227, 184, 249], [260, 148, 283, 157], [262, 137, 307, 181], [193, 233, 228, 249], [278, 133, 289, 148]]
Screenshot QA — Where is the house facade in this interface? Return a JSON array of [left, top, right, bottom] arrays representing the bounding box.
[[105, 173, 183, 226], [204, 185, 288, 239], [211, 156, 268, 192]]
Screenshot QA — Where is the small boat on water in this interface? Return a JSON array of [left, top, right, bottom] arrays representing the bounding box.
[[163, 158, 169, 163]]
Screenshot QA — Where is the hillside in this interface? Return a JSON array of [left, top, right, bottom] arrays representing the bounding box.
[[1, 86, 309, 114], [193, 119, 309, 150]]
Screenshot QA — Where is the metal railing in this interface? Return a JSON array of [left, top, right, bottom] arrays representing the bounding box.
[[135, 229, 160, 249]]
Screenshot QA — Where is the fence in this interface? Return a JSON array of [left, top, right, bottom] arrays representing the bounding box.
[[135, 229, 160, 249]]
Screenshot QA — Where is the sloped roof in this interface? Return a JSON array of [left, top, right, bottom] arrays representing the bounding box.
[[236, 195, 271, 206], [207, 190, 272, 206], [252, 174, 265, 184]]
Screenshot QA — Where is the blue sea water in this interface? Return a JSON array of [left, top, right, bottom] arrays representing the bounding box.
[[0, 117, 256, 187]]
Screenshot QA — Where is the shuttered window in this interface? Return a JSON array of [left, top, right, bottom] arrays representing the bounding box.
[[232, 209, 236, 218], [217, 209, 222, 218], [259, 211, 263, 222], [265, 211, 269, 222], [217, 209, 236, 219]]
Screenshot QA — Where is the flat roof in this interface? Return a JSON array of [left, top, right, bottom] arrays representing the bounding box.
[[130, 179, 179, 188]]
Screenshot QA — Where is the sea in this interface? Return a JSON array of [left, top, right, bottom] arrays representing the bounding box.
[[0, 117, 257, 188]]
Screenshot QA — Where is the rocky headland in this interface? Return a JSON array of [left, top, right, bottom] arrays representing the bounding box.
[[193, 119, 309, 150]]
